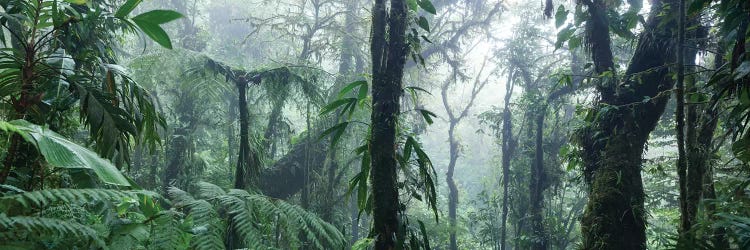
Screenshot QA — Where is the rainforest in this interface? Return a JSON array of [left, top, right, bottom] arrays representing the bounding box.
[[0, 0, 749, 249]]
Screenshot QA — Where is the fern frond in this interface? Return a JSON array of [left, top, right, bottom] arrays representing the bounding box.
[[148, 210, 190, 250], [171, 182, 345, 249], [168, 187, 225, 250], [0, 188, 154, 211], [0, 214, 105, 247], [196, 181, 226, 199]]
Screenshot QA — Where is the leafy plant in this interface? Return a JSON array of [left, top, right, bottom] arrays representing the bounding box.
[[168, 181, 346, 250], [0, 120, 131, 187]]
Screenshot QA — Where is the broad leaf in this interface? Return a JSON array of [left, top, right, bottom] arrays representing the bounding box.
[[131, 10, 183, 49], [417, 16, 430, 32], [0, 120, 131, 187], [63, 0, 87, 5], [417, 0, 437, 15], [132, 10, 183, 25], [115, 0, 144, 18]]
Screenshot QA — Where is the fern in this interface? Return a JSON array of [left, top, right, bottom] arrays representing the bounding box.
[[169, 182, 346, 249], [0, 214, 105, 248], [169, 187, 225, 250], [0, 188, 154, 212], [147, 210, 191, 250]]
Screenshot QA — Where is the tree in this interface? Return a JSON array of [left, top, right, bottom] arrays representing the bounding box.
[[369, 0, 410, 248], [440, 56, 493, 250], [572, 0, 684, 248], [0, 0, 179, 188]]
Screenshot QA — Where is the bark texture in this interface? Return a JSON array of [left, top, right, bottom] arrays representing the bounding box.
[[369, 0, 410, 248], [578, 1, 679, 249]]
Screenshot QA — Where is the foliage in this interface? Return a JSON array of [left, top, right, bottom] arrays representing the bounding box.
[[0, 0, 180, 168], [168, 181, 346, 249], [0, 120, 131, 186]]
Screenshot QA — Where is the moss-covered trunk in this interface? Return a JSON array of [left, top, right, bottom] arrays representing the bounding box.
[[500, 67, 515, 250], [578, 1, 678, 249], [369, 0, 409, 248]]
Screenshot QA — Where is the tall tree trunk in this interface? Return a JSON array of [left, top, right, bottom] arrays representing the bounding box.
[[529, 111, 547, 250], [234, 79, 259, 190], [369, 0, 409, 248], [676, 0, 691, 236], [694, 44, 729, 249], [447, 121, 459, 250], [578, 1, 678, 249], [1, 13, 41, 188], [500, 69, 515, 250], [227, 94, 237, 179]]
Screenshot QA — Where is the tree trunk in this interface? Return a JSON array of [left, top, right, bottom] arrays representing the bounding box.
[[529, 112, 547, 250], [226, 94, 237, 179], [500, 69, 515, 250], [369, 0, 409, 248], [676, 0, 691, 236], [164, 128, 188, 192], [233, 79, 260, 190], [447, 121, 459, 250], [579, 1, 678, 249]]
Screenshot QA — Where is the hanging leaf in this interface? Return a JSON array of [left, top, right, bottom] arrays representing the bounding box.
[[0, 120, 131, 187], [418, 109, 437, 125], [556, 24, 576, 49], [337, 80, 368, 99], [63, 0, 87, 5], [407, 0, 419, 12], [132, 10, 183, 25], [320, 98, 357, 116], [417, 16, 430, 32], [734, 61, 750, 80], [319, 122, 349, 147], [555, 4, 568, 28], [405, 86, 432, 95], [131, 10, 183, 49], [115, 0, 144, 18], [417, 0, 437, 15]]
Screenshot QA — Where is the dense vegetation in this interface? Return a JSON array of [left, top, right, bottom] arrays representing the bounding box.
[[0, 0, 749, 249]]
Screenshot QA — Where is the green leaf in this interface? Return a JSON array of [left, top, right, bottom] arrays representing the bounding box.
[[407, 0, 419, 12], [319, 122, 349, 147], [417, 0, 437, 15], [132, 10, 183, 25], [417, 16, 430, 32], [0, 120, 131, 186], [555, 4, 567, 28], [419, 220, 431, 249], [132, 20, 173, 49], [405, 86, 432, 95], [357, 83, 369, 100], [556, 24, 576, 49], [131, 10, 183, 49], [337, 80, 367, 98], [115, 0, 143, 18], [63, 0, 87, 5], [418, 109, 437, 125], [734, 61, 750, 81], [320, 98, 357, 115]]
